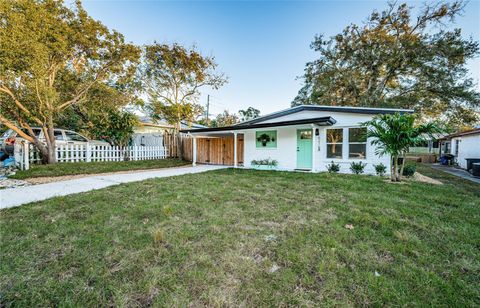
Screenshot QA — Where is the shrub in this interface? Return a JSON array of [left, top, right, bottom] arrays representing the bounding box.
[[251, 158, 278, 167], [350, 161, 367, 174], [403, 164, 416, 177], [374, 163, 387, 176], [326, 161, 340, 173]]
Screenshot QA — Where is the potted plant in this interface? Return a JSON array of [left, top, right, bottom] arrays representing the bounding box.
[[251, 158, 278, 170], [256, 133, 275, 147]]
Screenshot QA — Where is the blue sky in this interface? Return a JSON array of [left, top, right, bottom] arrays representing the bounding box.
[[82, 0, 480, 117]]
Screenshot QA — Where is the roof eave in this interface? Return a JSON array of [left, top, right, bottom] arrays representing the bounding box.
[[238, 105, 414, 126], [181, 116, 336, 134]]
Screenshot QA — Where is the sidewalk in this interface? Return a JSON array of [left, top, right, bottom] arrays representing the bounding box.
[[0, 165, 227, 209]]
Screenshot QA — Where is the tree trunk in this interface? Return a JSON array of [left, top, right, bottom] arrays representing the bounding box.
[[399, 152, 406, 181], [391, 155, 399, 182], [45, 124, 57, 164], [175, 122, 183, 160], [31, 139, 50, 164], [34, 124, 57, 164]]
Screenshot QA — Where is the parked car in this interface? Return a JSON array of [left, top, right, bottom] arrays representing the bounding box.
[[0, 128, 109, 156]]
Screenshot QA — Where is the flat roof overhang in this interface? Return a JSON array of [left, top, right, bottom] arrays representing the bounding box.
[[180, 116, 336, 134]]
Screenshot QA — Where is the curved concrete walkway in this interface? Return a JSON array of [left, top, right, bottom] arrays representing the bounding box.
[[0, 165, 226, 209]]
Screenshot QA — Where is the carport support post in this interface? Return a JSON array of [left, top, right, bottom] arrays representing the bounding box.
[[311, 126, 316, 172], [192, 135, 197, 166], [233, 131, 238, 168]]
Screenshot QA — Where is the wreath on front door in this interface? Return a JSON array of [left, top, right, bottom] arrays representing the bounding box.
[[257, 133, 275, 146]]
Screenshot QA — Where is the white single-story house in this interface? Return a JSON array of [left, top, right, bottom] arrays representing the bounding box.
[[439, 128, 480, 171], [181, 105, 414, 175]]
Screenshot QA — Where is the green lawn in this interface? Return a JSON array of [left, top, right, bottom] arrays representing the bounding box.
[[1, 165, 479, 306], [10, 159, 190, 179]]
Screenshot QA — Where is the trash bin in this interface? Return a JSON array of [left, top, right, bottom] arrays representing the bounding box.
[[440, 154, 455, 165], [472, 163, 480, 177], [465, 158, 480, 172]]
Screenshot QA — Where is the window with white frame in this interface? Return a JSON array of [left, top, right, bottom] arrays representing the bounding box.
[[348, 127, 367, 159], [326, 128, 343, 158]]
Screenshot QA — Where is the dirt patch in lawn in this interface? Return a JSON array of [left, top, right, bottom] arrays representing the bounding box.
[[413, 172, 443, 185], [25, 165, 192, 185], [383, 172, 443, 185]]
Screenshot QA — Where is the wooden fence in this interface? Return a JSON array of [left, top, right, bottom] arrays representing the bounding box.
[[15, 142, 169, 170], [164, 133, 193, 159]]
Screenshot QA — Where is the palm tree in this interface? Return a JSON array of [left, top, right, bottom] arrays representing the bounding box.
[[362, 113, 441, 182]]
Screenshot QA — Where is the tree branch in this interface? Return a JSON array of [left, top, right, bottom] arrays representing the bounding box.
[[0, 85, 44, 125], [0, 114, 35, 142]]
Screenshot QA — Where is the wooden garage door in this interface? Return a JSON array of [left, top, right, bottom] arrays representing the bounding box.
[[196, 135, 243, 166]]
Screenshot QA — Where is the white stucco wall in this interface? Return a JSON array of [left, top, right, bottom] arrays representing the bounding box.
[[450, 134, 480, 169], [242, 110, 391, 175]]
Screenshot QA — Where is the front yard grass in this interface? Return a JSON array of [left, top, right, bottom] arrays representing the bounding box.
[[9, 158, 189, 179], [1, 165, 479, 306]]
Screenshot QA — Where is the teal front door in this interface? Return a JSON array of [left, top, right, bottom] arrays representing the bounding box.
[[296, 129, 313, 169]]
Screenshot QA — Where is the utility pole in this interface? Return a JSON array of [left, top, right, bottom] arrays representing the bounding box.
[[206, 94, 210, 126]]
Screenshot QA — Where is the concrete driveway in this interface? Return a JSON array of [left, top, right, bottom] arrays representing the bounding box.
[[0, 165, 227, 209], [430, 164, 480, 184]]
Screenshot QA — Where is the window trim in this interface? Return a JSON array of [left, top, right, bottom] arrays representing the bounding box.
[[326, 128, 343, 159], [348, 127, 367, 160], [255, 130, 277, 149]]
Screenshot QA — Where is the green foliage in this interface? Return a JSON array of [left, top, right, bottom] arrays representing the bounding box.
[[89, 110, 138, 147], [239, 107, 260, 122], [0, 0, 140, 163], [55, 83, 142, 137], [350, 161, 367, 174], [374, 163, 387, 176], [326, 161, 340, 173], [363, 113, 441, 181], [212, 110, 239, 127], [251, 158, 278, 166], [143, 43, 226, 130], [293, 1, 480, 129], [403, 164, 417, 177]]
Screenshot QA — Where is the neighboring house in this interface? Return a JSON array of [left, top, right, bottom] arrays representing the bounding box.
[[134, 116, 174, 134], [439, 128, 480, 170], [135, 116, 207, 134], [408, 133, 446, 154], [133, 116, 207, 147], [181, 105, 414, 175]]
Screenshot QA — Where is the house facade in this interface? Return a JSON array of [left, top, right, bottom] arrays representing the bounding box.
[[440, 128, 480, 170], [181, 105, 414, 175]]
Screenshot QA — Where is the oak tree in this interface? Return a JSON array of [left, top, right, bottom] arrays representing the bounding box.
[[293, 1, 479, 129], [0, 0, 140, 163]]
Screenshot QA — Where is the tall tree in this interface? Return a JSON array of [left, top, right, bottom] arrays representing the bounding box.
[[213, 110, 239, 127], [142, 43, 227, 131], [239, 107, 260, 122], [0, 0, 140, 163], [293, 1, 479, 129]]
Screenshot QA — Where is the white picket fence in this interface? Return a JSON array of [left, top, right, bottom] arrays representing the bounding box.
[[15, 141, 169, 170]]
